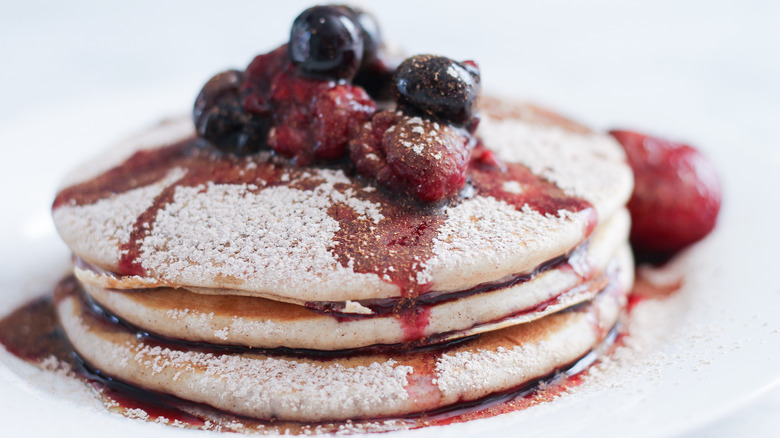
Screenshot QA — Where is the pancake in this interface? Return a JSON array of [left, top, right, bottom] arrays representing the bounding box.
[[56, 254, 630, 422], [81, 212, 630, 350], [49, 88, 635, 424], [52, 99, 633, 303]]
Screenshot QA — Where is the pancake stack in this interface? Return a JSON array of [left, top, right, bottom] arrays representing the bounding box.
[[51, 98, 634, 422]]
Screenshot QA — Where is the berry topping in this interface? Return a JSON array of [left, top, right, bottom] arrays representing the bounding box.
[[192, 5, 484, 189], [351, 111, 472, 202], [289, 5, 364, 80], [394, 55, 481, 126], [237, 43, 376, 164], [193, 70, 269, 154], [241, 45, 291, 115], [610, 130, 722, 256], [266, 67, 375, 164]]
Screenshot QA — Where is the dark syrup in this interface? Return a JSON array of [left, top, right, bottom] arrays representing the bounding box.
[[0, 279, 618, 434]]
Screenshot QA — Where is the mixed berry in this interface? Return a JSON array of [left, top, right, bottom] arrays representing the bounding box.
[[265, 67, 375, 164], [610, 130, 722, 257], [350, 112, 473, 202], [193, 4, 479, 201], [349, 56, 481, 201]]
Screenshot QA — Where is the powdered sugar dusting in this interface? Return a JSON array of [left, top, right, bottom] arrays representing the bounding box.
[[53, 168, 185, 268], [424, 197, 588, 291], [478, 115, 633, 220], [433, 314, 595, 399], [59, 295, 415, 421], [502, 180, 524, 194], [132, 346, 413, 419], [139, 168, 392, 300]]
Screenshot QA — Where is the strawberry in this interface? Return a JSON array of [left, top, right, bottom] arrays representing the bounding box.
[[610, 130, 722, 256]]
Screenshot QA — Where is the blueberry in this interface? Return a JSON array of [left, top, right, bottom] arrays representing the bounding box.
[[342, 6, 382, 65], [394, 55, 481, 126], [193, 70, 269, 154], [289, 5, 363, 80]]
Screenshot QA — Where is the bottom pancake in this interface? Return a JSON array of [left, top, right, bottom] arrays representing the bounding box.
[[56, 267, 630, 422]]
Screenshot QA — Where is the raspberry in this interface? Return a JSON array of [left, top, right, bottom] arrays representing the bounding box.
[[241, 45, 290, 115], [350, 111, 472, 202], [311, 84, 376, 160], [610, 130, 722, 256], [266, 68, 375, 164], [239, 45, 376, 164]]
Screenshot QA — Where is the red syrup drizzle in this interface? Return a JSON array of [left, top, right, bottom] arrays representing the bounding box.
[[0, 277, 619, 434], [324, 142, 596, 336], [52, 138, 327, 277], [469, 142, 594, 219]]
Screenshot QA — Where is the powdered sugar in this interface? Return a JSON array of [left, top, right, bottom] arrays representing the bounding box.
[[424, 197, 589, 291], [59, 294, 415, 421], [139, 169, 393, 301], [502, 180, 524, 194], [478, 115, 633, 220], [53, 168, 185, 267]]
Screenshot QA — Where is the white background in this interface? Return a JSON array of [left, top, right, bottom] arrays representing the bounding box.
[[0, 1, 779, 437]]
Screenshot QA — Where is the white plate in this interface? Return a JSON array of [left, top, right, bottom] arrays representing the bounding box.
[[1, 89, 779, 438]]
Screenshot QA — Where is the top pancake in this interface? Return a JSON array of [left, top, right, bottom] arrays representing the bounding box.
[[52, 99, 633, 302]]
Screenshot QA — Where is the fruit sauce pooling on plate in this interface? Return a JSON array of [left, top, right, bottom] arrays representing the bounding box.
[[52, 4, 596, 301]]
